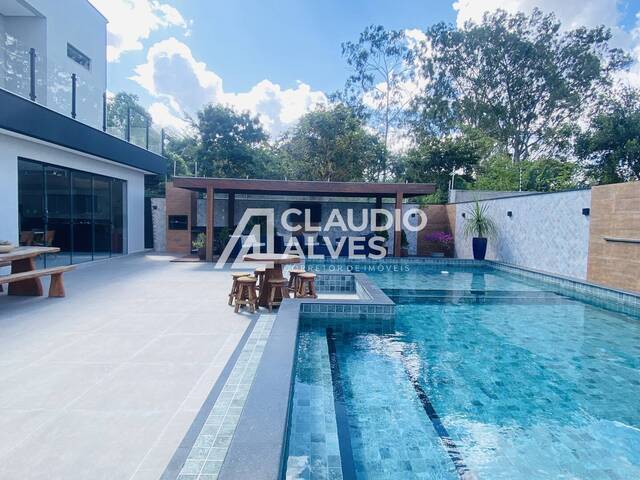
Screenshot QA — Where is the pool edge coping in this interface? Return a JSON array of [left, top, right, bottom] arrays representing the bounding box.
[[217, 272, 393, 480], [217, 259, 640, 480]]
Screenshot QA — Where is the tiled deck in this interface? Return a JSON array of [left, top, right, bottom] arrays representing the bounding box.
[[176, 314, 275, 480], [0, 253, 258, 480]]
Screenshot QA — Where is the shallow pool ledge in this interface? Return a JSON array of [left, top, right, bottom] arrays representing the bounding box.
[[217, 272, 394, 480]]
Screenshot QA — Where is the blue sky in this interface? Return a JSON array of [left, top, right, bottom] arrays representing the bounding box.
[[89, 0, 640, 138]]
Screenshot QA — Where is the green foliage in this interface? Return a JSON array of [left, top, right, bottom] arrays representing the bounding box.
[[576, 87, 640, 184], [107, 92, 151, 132], [396, 133, 486, 195], [474, 156, 578, 191], [400, 229, 409, 247], [214, 227, 231, 254], [278, 104, 386, 182], [340, 25, 415, 179], [462, 202, 497, 239], [192, 233, 206, 250], [414, 9, 630, 162], [196, 104, 269, 178], [165, 134, 199, 177]]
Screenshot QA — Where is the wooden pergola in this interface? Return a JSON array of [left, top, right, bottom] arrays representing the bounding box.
[[172, 177, 436, 261]]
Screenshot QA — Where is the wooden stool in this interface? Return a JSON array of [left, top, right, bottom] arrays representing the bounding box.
[[296, 272, 318, 299], [254, 266, 266, 292], [234, 276, 258, 313], [287, 269, 305, 293], [228, 272, 250, 306], [267, 278, 290, 312]]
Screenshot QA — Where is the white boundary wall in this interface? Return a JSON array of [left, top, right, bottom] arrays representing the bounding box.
[[454, 190, 592, 280]]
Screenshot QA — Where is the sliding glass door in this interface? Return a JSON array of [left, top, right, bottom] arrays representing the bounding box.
[[72, 171, 94, 263], [17, 160, 47, 268], [93, 176, 111, 260], [44, 166, 72, 266], [18, 158, 127, 265]]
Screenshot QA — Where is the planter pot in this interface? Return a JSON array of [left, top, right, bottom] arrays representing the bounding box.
[[197, 247, 206, 260], [401, 246, 409, 257], [472, 237, 488, 260], [0, 244, 15, 254]]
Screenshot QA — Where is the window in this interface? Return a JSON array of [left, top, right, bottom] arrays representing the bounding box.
[[67, 43, 91, 70], [290, 202, 322, 224], [18, 158, 127, 266], [168, 215, 189, 230]]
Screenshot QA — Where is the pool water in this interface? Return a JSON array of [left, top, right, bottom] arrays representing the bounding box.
[[285, 267, 640, 479]]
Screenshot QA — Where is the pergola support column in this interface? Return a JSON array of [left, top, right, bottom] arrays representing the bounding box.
[[227, 193, 235, 229], [393, 192, 403, 257], [206, 186, 215, 262]]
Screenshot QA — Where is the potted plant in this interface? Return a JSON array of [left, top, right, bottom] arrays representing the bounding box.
[[400, 230, 409, 256], [214, 227, 231, 254], [424, 231, 454, 257], [192, 233, 207, 260], [462, 202, 497, 260], [0, 240, 15, 254]]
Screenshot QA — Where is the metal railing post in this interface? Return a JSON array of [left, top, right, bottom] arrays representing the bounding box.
[[145, 116, 149, 149], [102, 92, 107, 132], [126, 106, 131, 142], [29, 48, 36, 102], [71, 73, 77, 119]]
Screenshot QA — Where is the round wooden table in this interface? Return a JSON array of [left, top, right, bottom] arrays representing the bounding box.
[[243, 253, 301, 307]]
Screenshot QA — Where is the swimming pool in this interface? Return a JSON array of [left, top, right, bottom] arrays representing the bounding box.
[[284, 266, 640, 479]]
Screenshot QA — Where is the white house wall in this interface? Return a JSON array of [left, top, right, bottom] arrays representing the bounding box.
[[454, 190, 592, 279], [0, 132, 146, 254], [4, 0, 107, 128]]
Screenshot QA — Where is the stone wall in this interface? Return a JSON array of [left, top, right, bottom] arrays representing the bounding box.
[[587, 181, 640, 293], [454, 190, 592, 280], [150, 198, 166, 252], [448, 189, 532, 203]]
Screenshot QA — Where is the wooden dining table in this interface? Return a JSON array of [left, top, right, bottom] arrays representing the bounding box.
[[243, 253, 301, 307], [0, 246, 60, 296]]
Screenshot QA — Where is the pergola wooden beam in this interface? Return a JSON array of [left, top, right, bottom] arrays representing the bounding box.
[[173, 177, 435, 198], [394, 192, 403, 257], [205, 186, 214, 262], [174, 177, 436, 260]]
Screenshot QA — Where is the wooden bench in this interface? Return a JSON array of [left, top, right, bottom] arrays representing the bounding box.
[[0, 265, 75, 297]]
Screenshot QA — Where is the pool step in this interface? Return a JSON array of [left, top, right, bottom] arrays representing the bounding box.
[[383, 288, 572, 305]]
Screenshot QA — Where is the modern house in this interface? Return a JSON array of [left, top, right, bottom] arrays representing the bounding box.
[[0, 0, 165, 266]]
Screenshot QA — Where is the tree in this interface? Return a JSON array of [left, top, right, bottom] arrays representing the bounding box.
[[396, 133, 485, 199], [341, 26, 416, 179], [196, 104, 269, 178], [413, 9, 630, 163], [106, 92, 151, 133], [576, 87, 640, 184], [474, 155, 578, 191], [279, 104, 386, 182], [165, 134, 200, 177]]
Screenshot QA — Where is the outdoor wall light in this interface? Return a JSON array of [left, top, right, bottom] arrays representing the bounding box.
[[507, 211, 513, 218], [582, 208, 590, 216]]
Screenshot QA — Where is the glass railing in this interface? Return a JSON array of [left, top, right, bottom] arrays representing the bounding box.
[[1, 33, 165, 156]]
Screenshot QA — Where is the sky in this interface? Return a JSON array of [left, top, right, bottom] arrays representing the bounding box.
[[88, 0, 640, 138]]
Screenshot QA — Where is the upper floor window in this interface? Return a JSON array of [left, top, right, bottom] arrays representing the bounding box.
[[67, 43, 91, 70]]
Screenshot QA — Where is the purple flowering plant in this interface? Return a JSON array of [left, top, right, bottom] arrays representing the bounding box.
[[424, 231, 454, 247]]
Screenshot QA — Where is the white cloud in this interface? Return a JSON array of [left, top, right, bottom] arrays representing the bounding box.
[[89, 0, 189, 62], [148, 102, 191, 134], [452, 0, 620, 30], [131, 38, 327, 138]]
